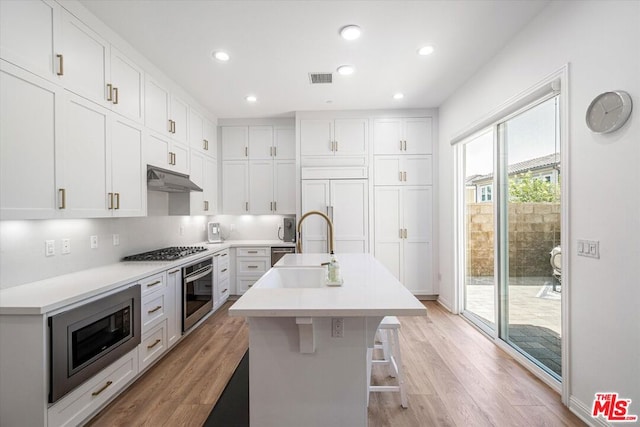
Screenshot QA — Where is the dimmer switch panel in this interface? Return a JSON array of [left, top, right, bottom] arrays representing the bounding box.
[[577, 239, 599, 259]]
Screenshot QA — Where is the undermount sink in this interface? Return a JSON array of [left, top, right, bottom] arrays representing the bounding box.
[[255, 267, 327, 289]]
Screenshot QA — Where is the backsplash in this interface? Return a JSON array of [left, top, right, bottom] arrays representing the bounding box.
[[212, 214, 293, 241]]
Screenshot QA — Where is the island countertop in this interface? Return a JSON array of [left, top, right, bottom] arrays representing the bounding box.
[[228, 253, 427, 317]]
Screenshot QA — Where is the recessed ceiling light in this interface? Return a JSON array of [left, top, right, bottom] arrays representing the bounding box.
[[246, 95, 257, 103], [417, 45, 435, 56], [340, 25, 361, 41], [337, 65, 355, 76], [393, 93, 404, 100], [213, 51, 230, 61]]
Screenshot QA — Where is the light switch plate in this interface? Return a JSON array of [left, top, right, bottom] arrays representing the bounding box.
[[578, 239, 599, 258], [113, 234, 120, 246], [45, 240, 55, 257]]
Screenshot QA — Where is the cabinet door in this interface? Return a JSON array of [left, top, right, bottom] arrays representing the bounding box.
[[203, 118, 217, 157], [330, 179, 368, 253], [166, 268, 182, 348], [274, 160, 295, 214], [110, 47, 143, 123], [170, 95, 189, 144], [145, 76, 171, 135], [170, 141, 189, 175], [249, 160, 274, 214], [189, 151, 205, 215], [0, 0, 59, 82], [248, 126, 273, 160], [111, 116, 144, 217], [146, 131, 171, 170], [374, 187, 403, 280], [333, 118, 367, 156], [60, 10, 109, 106], [301, 180, 330, 253], [204, 156, 217, 214], [0, 62, 61, 219], [402, 187, 433, 293], [222, 161, 249, 214], [403, 156, 433, 186], [373, 119, 403, 154], [189, 108, 205, 153], [300, 119, 332, 157], [60, 94, 110, 218], [221, 126, 248, 160], [274, 126, 295, 159], [404, 117, 432, 154], [374, 157, 402, 186]]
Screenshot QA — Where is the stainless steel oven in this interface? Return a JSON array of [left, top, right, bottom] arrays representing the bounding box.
[[49, 285, 141, 403], [182, 256, 213, 332]]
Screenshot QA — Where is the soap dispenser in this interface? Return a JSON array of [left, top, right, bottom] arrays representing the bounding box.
[[327, 252, 342, 285]]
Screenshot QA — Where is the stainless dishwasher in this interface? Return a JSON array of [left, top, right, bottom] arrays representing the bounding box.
[[271, 246, 295, 266]]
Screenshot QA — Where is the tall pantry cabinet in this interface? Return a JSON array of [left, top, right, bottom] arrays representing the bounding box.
[[373, 117, 434, 295]]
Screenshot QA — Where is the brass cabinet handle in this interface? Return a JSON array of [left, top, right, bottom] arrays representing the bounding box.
[[248, 265, 258, 269], [403, 171, 407, 182], [108, 192, 114, 209], [245, 146, 248, 157], [148, 305, 162, 314], [106, 83, 113, 101], [221, 268, 227, 273], [115, 193, 120, 209], [147, 280, 162, 288], [270, 201, 273, 211], [168, 119, 173, 133], [147, 338, 161, 349], [113, 87, 119, 105], [273, 146, 277, 157], [399, 171, 403, 182], [58, 188, 66, 209], [273, 201, 277, 211], [245, 201, 249, 211], [222, 288, 228, 293], [56, 54, 64, 76], [330, 141, 334, 152], [404, 229, 408, 239], [168, 269, 180, 274], [335, 141, 338, 151], [203, 139, 208, 150], [399, 228, 403, 239], [270, 146, 273, 157], [221, 253, 228, 257], [172, 152, 176, 165], [403, 140, 407, 151], [91, 380, 113, 396], [171, 120, 176, 134], [399, 140, 403, 151], [247, 250, 258, 254], [204, 200, 209, 211]]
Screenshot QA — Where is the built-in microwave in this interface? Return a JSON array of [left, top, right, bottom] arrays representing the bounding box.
[[48, 285, 141, 403]]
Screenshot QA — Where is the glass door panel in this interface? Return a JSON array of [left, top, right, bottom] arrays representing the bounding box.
[[463, 130, 495, 330], [500, 96, 561, 378]]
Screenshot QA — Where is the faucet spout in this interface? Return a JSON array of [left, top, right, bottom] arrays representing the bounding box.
[[296, 210, 335, 254]]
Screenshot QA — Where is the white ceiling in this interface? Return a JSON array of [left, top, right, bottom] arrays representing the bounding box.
[[78, 0, 549, 119]]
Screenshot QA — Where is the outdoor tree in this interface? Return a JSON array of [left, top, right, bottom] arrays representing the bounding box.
[[509, 171, 560, 202]]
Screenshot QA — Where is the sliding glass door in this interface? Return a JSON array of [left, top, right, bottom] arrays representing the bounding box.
[[461, 95, 562, 380]]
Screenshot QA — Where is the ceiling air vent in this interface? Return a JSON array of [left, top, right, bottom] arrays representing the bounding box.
[[309, 72, 333, 84]]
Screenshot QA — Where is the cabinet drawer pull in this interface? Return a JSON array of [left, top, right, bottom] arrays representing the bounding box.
[[58, 188, 66, 209], [106, 83, 113, 101], [221, 268, 228, 273], [169, 269, 180, 274], [108, 192, 114, 209], [148, 305, 162, 314], [147, 280, 162, 288], [247, 265, 258, 269], [222, 288, 228, 293], [403, 172, 407, 182], [403, 140, 407, 151], [147, 338, 162, 349], [56, 54, 64, 76], [245, 201, 249, 211], [245, 146, 248, 157], [247, 250, 258, 254], [115, 192, 120, 209], [92, 380, 113, 396], [221, 253, 227, 257], [113, 87, 119, 105]]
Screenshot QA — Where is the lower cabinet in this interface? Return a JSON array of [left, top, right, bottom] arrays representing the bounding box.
[[166, 266, 182, 348], [48, 349, 138, 427], [235, 246, 270, 294], [214, 249, 230, 306], [139, 319, 168, 372]]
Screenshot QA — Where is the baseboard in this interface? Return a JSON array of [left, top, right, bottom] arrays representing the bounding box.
[[436, 297, 453, 313], [415, 295, 438, 301], [569, 395, 608, 427]]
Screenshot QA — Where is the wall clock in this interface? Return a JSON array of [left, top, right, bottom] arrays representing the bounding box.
[[586, 90, 633, 134]]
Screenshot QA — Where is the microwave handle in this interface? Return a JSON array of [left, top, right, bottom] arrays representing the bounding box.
[[185, 265, 213, 283]]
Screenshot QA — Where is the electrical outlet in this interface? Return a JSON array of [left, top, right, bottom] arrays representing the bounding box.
[[45, 240, 55, 257], [62, 238, 71, 254], [113, 234, 120, 246], [332, 318, 344, 338], [179, 225, 185, 236], [90, 235, 98, 249]]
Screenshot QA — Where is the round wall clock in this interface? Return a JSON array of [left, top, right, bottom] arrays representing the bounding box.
[[586, 90, 633, 134]]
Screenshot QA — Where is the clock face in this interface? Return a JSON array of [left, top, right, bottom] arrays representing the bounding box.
[[586, 91, 633, 133]]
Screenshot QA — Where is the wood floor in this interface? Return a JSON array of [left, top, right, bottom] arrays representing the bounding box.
[[88, 301, 585, 427]]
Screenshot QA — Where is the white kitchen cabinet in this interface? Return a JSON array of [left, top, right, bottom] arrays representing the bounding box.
[[301, 179, 369, 254], [0, 61, 61, 220], [374, 186, 433, 294], [221, 126, 248, 159], [110, 115, 145, 217], [222, 161, 249, 214], [374, 155, 433, 186], [236, 247, 270, 294], [300, 118, 367, 158], [248, 126, 273, 159], [274, 126, 295, 159], [214, 249, 230, 306], [274, 160, 296, 214], [146, 131, 190, 175], [109, 47, 144, 123], [145, 75, 188, 144], [0, 0, 60, 83], [373, 117, 432, 155], [249, 160, 274, 214], [59, 9, 110, 107], [189, 108, 216, 156], [166, 266, 182, 348], [190, 151, 217, 215]]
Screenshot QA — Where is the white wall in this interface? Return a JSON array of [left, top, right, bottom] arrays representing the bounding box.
[[212, 214, 293, 241], [437, 0, 639, 418]]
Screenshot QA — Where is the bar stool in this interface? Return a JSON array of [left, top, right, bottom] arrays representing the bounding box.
[[367, 316, 408, 408]]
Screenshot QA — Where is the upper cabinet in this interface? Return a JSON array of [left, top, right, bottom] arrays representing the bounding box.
[[110, 47, 144, 123], [221, 126, 248, 160], [0, 0, 60, 83], [300, 118, 367, 161], [248, 126, 273, 160], [373, 117, 432, 155], [190, 108, 217, 157], [145, 76, 188, 144]]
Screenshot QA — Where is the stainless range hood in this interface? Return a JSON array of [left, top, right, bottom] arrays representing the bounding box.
[[147, 165, 202, 193]]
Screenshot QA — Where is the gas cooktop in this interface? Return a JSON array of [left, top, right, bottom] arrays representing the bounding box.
[[123, 246, 208, 261]]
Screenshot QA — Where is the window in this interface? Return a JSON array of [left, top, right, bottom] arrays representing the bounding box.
[[480, 185, 492, 202]]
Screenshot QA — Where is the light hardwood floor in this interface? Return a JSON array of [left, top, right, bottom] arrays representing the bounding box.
[[88, 301, 585, 427]]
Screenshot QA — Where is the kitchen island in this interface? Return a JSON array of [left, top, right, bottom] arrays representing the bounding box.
[[229, 253, 427, 427]]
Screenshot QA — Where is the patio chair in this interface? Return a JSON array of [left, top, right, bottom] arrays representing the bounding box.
[[550, 246, 561, 291]]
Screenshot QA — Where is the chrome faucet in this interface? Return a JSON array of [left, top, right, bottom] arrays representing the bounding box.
[[296, 210, 335, 254]]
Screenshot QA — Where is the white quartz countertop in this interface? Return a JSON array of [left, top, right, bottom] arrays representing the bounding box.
[[229, 253, 427, 317], [0, 240, 293, 315]]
